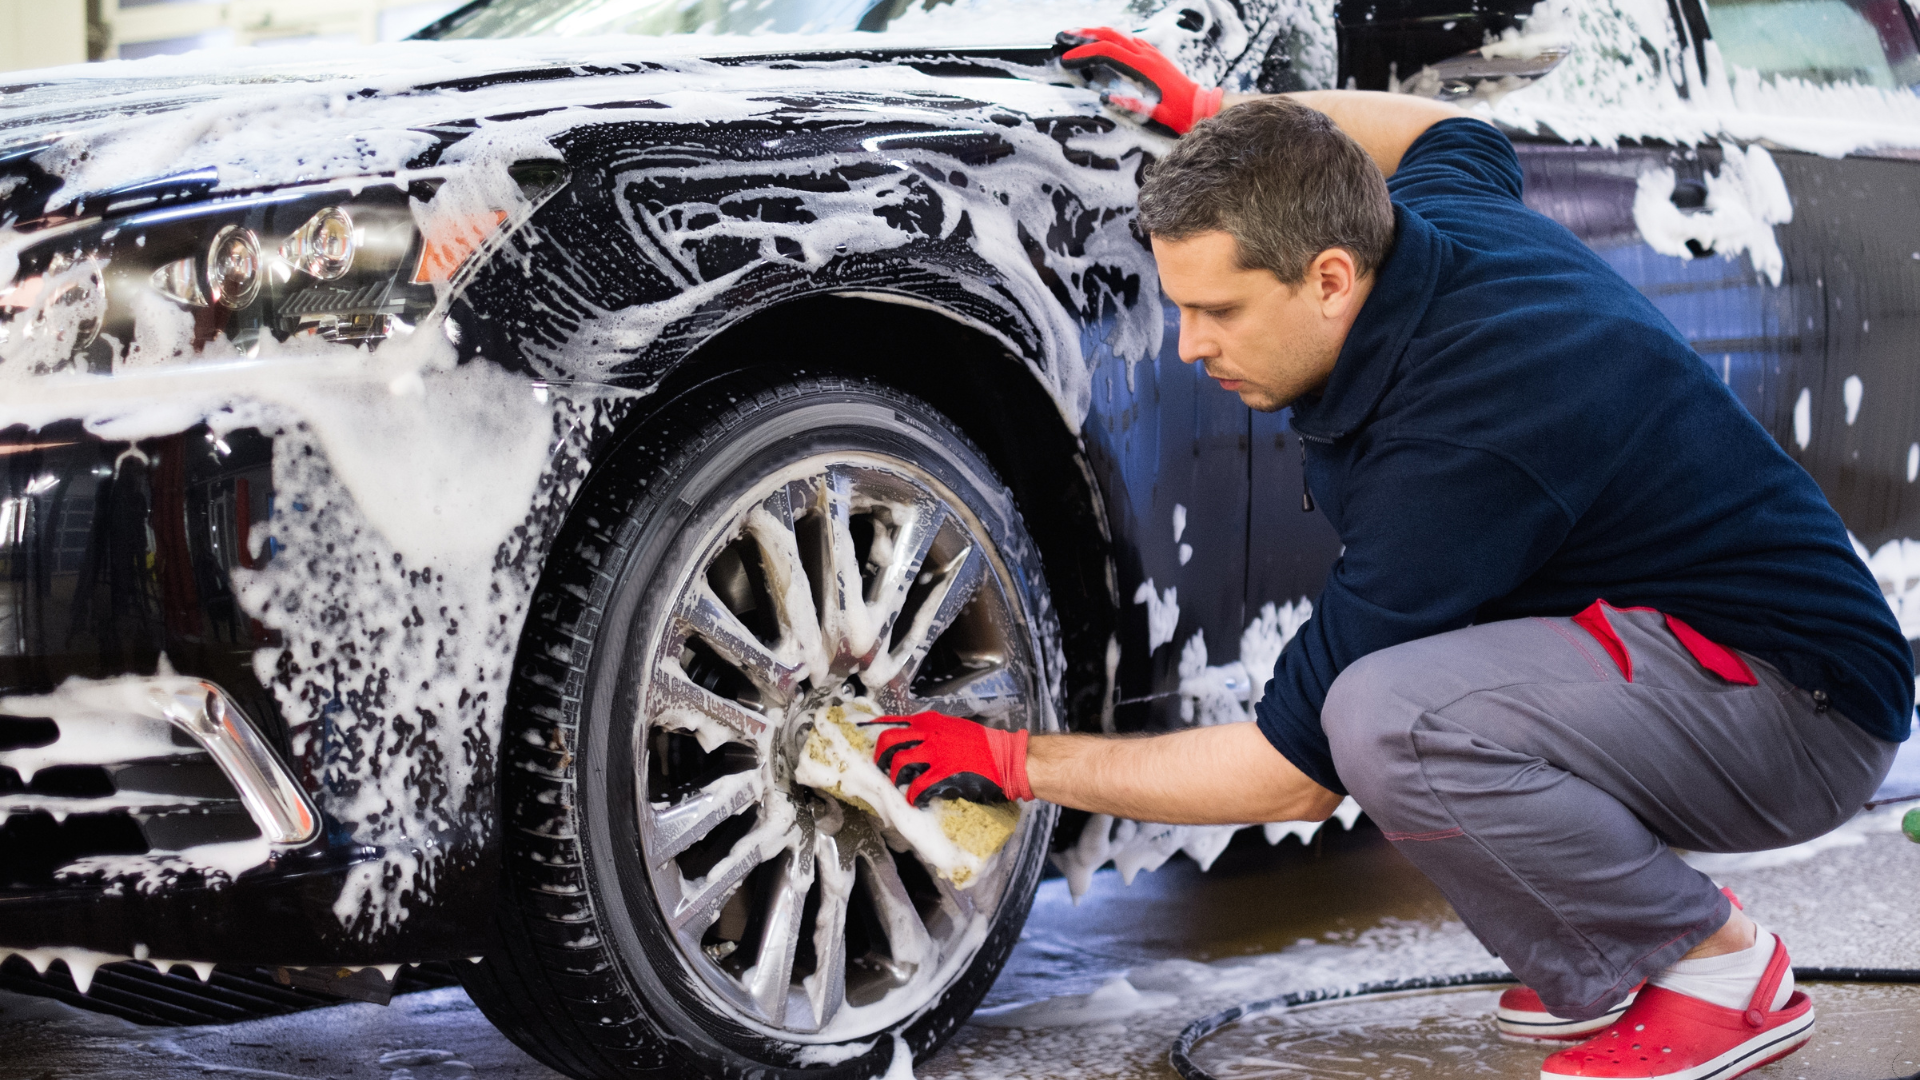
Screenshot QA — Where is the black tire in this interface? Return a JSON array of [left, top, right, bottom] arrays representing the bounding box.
[[460, 370, 1062, 1079]]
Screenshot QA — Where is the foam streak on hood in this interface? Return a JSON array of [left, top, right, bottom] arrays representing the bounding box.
[[3, 51, 1167, 429]]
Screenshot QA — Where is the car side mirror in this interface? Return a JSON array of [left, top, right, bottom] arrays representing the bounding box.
[[1395, 40, 1573, 102]]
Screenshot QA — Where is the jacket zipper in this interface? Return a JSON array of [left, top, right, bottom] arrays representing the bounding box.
[[1298, 434, 1315, 513]]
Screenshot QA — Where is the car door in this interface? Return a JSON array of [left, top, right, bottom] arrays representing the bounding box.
[[1682, 0, 1920, 643], [1081, 308, 1253, 732], [1514, 0, 1920, 650]]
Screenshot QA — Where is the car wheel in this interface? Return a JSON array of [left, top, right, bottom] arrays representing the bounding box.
[[461, 370, 1061, 1079]]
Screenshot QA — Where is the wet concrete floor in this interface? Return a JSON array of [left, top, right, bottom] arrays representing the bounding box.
[[1186, 981, 1919, 1080], [1, 811, 1915, 1080]]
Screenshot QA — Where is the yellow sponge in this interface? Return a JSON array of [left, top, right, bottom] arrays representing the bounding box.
[[796, 702, 1019, 885]]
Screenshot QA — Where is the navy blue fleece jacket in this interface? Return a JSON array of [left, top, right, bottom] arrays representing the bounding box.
[[1253, 119, 1913, 794]]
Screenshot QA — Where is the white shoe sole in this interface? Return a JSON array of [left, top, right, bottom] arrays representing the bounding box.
[[1539, 1007, 1815, 1080], [1497, 1000, 1631, 1040]]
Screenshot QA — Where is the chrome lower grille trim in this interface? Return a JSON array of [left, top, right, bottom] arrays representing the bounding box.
[[0, 674, 317, 849]]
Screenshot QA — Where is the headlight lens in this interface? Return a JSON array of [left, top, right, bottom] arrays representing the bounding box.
[[150, 256, 207, 307], [281, 205, 356, 281], [208, 225, 263, 310]]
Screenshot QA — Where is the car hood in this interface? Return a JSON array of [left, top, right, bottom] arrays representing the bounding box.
[[0, 35, 1072, 225]]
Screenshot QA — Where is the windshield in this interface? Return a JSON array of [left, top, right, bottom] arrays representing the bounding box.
[[418, 0, 1151, 42]]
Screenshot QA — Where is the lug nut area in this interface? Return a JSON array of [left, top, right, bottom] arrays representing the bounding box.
[[788, 695, 889, 800]]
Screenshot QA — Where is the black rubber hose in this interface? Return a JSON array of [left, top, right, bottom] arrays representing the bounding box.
[[1170, 967, 1920, 1080]]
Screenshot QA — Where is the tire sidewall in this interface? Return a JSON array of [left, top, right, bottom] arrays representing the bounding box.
[[571, 376, 1061, 1077]]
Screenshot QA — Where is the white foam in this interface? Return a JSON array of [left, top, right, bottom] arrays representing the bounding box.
[[54, 838, 271, 892], [0, 671, 204, 783], [1479, 26, 1575, 61], [1631, 143, 1793, 286], [1483, 0, 1920, 157], [1175, 599, 1311, 727], [881, 1034, 917, 1080], [1681, 804, 1908, 874], [1132, 579, 1180, 653], [1052, 599, 1363, 899], [1, 946, 128, 995], [971, 974, 1180, 1029], [1849, 532, 1920, 642], [792, 1038, 878, 1066]]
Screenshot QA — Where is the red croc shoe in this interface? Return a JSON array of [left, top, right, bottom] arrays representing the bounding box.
[[1507, 889, 1744, 1044], [1497, 983, 1640, 1040], [1540, 934, 1813, 1079]]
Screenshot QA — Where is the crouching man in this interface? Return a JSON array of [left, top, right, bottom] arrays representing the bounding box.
[[870, 28, 1911, 1080]]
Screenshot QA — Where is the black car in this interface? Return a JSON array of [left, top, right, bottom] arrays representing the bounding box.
[[2, 0, 1917, 1075]]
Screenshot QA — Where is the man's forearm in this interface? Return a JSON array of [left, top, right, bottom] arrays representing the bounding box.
[[1221, 89, 1481, 177], [1024, 721, 1345, 824]]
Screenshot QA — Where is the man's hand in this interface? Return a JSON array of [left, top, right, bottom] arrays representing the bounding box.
[[1057, 27, 1224, 135], [873, 712, 1033, 806], [1055, 28, 1472, 172]]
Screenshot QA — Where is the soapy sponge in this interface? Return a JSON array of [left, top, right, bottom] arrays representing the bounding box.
[[796, 702, 1020, 887]]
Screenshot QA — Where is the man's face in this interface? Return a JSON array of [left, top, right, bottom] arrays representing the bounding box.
[[1151, 231, 1370, 413]]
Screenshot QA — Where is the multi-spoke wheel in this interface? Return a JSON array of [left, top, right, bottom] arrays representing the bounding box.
[[462, 373, 1060, 1080]]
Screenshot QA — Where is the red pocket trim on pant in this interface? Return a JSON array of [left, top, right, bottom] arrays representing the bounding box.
[[1571, 599, 1759, 686], [1571, 599, 1635, 681], [1662, 612, 1759, 686]]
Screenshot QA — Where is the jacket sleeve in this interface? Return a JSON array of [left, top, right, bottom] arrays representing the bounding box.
[[1388, 117, 1526, 206], [1252, 435, 1574, 793]]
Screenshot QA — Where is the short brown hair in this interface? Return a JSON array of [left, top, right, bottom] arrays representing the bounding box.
[[1138, 97, 1395, 284]]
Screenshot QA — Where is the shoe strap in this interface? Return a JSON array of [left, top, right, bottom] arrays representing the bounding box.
[[1744, 933, 1789, 1028]]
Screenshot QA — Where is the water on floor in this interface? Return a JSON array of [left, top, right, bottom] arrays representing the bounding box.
[[1, 810, 1916, 1079], [1184, 982, 1919, 1080]]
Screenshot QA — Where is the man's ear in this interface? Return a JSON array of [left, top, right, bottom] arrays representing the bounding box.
[[1310, 247, 1361, 314]]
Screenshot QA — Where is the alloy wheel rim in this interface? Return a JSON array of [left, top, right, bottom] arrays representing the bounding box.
[[633, 452, 1042, 1039]]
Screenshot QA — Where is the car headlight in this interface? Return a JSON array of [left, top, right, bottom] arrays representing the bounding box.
[[0, 163, 562, 370]]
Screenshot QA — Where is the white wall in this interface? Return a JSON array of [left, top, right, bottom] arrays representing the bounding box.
[[0, 0, 464, 74], [108, 0, 466, 60], [0, 0, 89, 75]]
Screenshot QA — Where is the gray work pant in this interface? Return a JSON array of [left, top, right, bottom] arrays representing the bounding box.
[[1324, 608, 1898, 1021]]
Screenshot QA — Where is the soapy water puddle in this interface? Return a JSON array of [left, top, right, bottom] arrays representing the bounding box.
[[1191, 987, 1534, 1080], [1187, 983, 1919, 1080], [2, 824, 1918, 1078]]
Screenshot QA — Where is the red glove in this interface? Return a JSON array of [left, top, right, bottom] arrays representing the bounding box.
[[871, 712, 1033, 807], [1057, 26, 1225, 135]]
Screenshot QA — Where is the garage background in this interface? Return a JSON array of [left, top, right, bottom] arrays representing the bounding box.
[[0, 0, 465, 74]]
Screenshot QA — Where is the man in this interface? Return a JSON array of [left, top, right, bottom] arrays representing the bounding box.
[[871, 27, 1911, 1080]]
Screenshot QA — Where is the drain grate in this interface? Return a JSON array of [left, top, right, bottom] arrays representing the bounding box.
[[0, 955, 461, 1025]]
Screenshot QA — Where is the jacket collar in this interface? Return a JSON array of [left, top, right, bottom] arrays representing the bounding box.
[[1287, 203, 1443, 441]]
